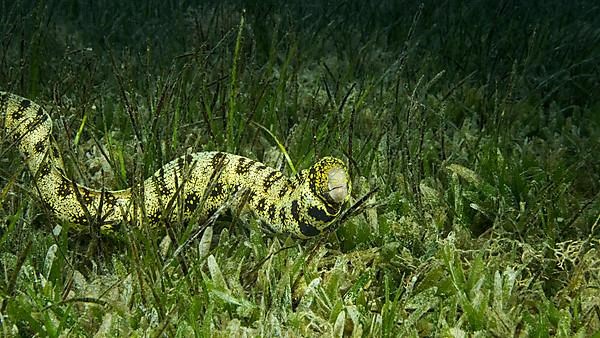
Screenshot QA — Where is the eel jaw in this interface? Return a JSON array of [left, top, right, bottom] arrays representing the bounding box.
[[326, 167, 349, 204]]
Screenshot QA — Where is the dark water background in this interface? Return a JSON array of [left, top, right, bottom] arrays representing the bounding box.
[[1, 0, 598, 108]]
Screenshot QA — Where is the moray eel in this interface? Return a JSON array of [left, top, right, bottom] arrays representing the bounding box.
[[1, 91, 351, 238]]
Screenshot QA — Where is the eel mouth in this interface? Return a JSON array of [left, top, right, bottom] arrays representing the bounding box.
[[327, 167, 349, 204]]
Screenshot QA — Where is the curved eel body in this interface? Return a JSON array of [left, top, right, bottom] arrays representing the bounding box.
[[1, 91, 350, 238]]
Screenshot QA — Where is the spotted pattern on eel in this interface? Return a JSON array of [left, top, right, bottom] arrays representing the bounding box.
[[0, 91, 351, 238]]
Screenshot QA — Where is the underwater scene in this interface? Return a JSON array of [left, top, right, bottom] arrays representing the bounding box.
[[0, 0, 599, 336]]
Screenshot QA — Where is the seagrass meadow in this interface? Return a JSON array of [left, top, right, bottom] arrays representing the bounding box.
[[0, 0, 599, 336]]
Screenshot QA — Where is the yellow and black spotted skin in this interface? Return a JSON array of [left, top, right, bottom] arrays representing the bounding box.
[[0, 91, 351, 238]]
